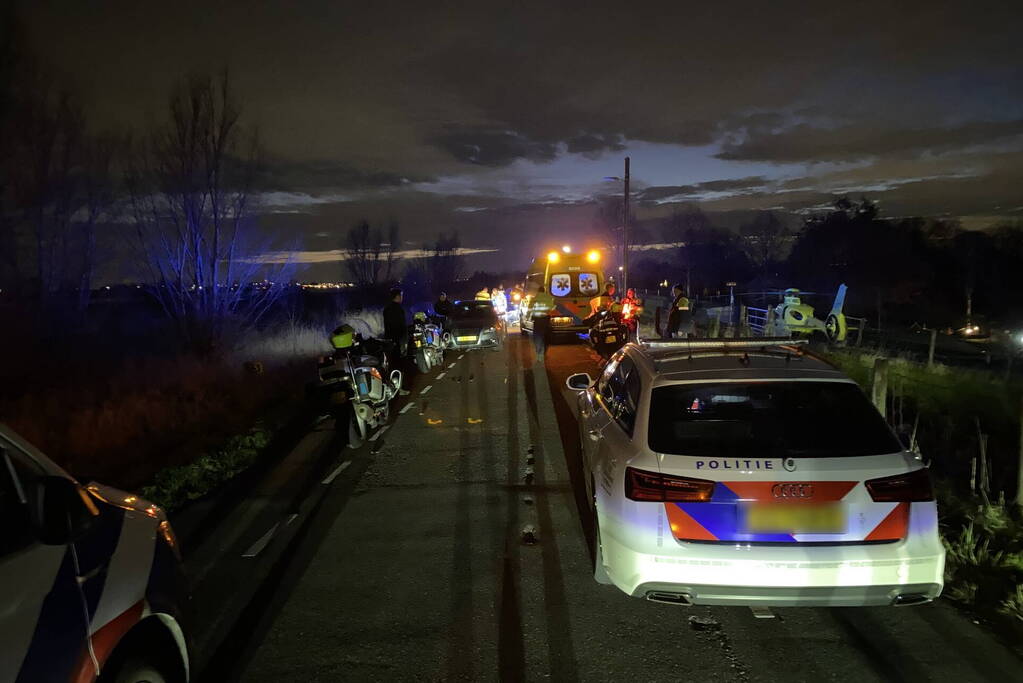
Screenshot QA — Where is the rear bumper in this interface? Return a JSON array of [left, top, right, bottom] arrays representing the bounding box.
[[449, 334, 502, 350], [601, 522, 945, 607], [633, 581, 942, 607]]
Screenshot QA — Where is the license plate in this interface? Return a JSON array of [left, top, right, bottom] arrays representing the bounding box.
[[605, 335, 616, 343], [743, 503, 845, 534], [457, 335, 477, 342]]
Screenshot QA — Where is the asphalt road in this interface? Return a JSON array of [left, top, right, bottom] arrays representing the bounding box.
[[215, 335, 1021, 682]]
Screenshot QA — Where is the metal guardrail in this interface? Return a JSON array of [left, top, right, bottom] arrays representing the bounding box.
[[746, 306, 769, 335]]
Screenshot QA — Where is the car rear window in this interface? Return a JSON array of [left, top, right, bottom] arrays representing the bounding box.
[[648, 381, 901, 458]]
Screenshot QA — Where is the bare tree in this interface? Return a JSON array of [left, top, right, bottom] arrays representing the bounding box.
[[342, 219, 400, 287], [126, 71, 288, 355], [740, 211, 788, 271], [429, 230, 463, 287]]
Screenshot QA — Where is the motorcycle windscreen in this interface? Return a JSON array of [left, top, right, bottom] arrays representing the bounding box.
[[354, 367, 385, 402]]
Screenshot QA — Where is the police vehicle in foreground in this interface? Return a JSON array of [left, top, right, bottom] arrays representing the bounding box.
[[567, 338, 944, 607], [1, 424, 189, 682]]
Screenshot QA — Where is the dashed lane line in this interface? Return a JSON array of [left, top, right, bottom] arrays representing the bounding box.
[[321, 460, 352, 485], [448, 362, 457, 369], [400, 403, 414, 414], [369, 425, 390, 441], [436, 371, 446, 380], [420, 384, 433, 395], [241, 522, 280, 558], [285, 513, 299, 526]]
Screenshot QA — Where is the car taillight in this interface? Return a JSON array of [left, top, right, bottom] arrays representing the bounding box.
[[865, 468, 934, 502], [625, 467, 714, 502]]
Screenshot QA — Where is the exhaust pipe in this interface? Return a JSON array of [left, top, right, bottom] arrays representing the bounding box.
[[645, 591, 693, 606], [892, 593, 932, 607]]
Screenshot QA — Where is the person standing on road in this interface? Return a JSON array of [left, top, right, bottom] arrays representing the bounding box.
[[434, 291, 453, 325], [382, 288, 411, 395], [383, 287, 409, 355], [665, 284, 693, 339], [530, 285, 555, 363]]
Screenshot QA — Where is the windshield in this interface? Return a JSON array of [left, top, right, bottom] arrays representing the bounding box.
[[648, 381, 901, 458], [452, 300, 497, 320]]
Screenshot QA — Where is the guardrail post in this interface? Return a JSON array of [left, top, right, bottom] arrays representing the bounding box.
[[708, 312, 720, 338], [871, 357, 889, 419], [737, 305, 747, 338], [927, 329, 937, 368], [856, 319, 865, 347]]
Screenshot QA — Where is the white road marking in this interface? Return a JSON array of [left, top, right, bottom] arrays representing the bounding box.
[[750, 606, 775, 619], [285, 513, 299, 526], [321, 460, 352, 484], [242, 522, 280, 558], [420, 384, 433, 395], [436, 371, 446, 380], [448, 362, 457, 369], [369, 425, 390, 441], [400, 403, 413, 414], [458, 354, 465, 359]]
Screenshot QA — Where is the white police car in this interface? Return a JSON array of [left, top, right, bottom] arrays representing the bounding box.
[[1, 424, 189, 682], [567, 339, 945, 607]]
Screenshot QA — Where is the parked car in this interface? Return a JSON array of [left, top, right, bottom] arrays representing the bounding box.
[[446, 300, 505, 351], [1, 424, 189, 682], [567, 339, 944, 607]]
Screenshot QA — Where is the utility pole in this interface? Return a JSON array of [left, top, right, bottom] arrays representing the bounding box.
[[623, 157, 630, 294]]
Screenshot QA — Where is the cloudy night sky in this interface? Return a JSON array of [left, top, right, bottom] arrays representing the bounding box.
[[23, 0, 1023, 280]]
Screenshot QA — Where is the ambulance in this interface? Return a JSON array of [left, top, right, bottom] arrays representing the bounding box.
[[520, 248, 605, 337]]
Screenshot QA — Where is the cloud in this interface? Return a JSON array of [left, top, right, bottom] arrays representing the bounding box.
[[247, 246, 500, 265], [565, 133, 626, 158], [717, 119, 1023, 162], [431, 126, 558, 166], [638, 176, 769, 201]]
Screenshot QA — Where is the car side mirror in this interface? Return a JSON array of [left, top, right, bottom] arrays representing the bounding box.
[[566, 372, 594, 391], [33, 476, 98, 545]]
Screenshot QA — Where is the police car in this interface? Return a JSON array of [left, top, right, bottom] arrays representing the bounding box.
[[1, 424, 189, 682], [567, 339, 945, 607]]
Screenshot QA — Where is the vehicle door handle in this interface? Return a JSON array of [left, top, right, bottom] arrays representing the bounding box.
[[587, 429, 601, 442]]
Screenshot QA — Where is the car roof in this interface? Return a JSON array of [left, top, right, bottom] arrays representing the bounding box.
[[626, 339, 850, 384]]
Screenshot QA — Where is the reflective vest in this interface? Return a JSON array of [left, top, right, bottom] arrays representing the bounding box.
[[622, 298, 643, 319], [475, 289, 490, 301]]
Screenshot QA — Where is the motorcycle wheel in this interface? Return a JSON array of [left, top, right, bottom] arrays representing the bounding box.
[[344, 405, 365, 450], [415, 349, 430, 374]]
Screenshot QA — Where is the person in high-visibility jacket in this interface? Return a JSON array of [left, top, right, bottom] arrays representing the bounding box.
[[665, 283, 693, 338], [621, 288, 642, 319], [622, 288, 644, 338], [491, 284, 508, 316], [530, 286, 555, 362], [475, 286, 491, 301]]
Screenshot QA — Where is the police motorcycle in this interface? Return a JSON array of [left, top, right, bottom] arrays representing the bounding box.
[[587, 306, 629, 359], [318, 324, 403, 448], [410, 311, 445, 373]]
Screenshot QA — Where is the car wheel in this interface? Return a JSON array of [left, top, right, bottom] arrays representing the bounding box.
[[591, 479, 612, 585], [106, 657, 170, 683]]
